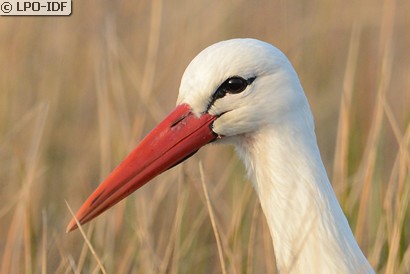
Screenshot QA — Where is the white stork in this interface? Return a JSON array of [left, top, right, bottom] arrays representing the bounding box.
[[67, 38, 375, 273]]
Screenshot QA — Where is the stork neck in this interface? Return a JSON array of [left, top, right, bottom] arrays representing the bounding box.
[[235, 125, 374, 273]]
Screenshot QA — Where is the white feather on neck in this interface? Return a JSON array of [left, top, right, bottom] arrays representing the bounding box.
[[234, 116, 374, 273], [177, 38, 374, 273]]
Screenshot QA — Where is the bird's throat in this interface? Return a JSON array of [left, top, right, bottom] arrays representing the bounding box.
[[235, 126, 374, 273]]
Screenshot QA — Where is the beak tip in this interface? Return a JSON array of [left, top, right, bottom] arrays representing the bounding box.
[[66, 220, 77, 233]]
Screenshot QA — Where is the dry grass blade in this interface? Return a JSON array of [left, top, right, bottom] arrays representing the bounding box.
[[1, 208, 22, 274], [354, 0, 395, 244], [246, 201, 260, 274], [199, 162, 227, 274], [0, 102, 48, 274], [24, 204, 32, 274], [385, 128, 410, 273], [140, 0, 163, 101], [399, 241, 410, 274], [385, 180, 410, 273], [41, 211, 47, 274], [75, 225, 97, 274], [65, 201, 107, 274], [332, 22, 361, 197]]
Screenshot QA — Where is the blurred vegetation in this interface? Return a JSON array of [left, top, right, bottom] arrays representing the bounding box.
[[0, 0, 409, 273]]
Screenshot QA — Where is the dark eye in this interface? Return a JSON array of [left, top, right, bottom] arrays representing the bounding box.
[[206, 76, 256, 112], [223, 77, 248, 94]]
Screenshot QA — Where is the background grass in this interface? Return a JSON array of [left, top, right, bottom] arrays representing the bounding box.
[[0, 0, 409, 273]]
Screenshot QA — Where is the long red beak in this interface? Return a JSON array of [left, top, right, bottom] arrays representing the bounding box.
[[67, 104, 218, 232]]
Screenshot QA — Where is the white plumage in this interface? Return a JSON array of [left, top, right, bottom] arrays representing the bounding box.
[[178, 39, 374, 273], [69, 38, 375, 273]]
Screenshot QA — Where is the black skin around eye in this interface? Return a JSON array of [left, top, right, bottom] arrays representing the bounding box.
[[224, 77, 248, 93], [206, 76, 256, 112]]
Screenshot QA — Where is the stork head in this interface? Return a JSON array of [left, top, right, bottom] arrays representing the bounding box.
[[67, 38, 310, 232], [178, 38, 309, 139]]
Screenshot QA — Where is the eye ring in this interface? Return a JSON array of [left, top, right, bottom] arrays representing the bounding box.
[[205, 76, 256, 112]]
